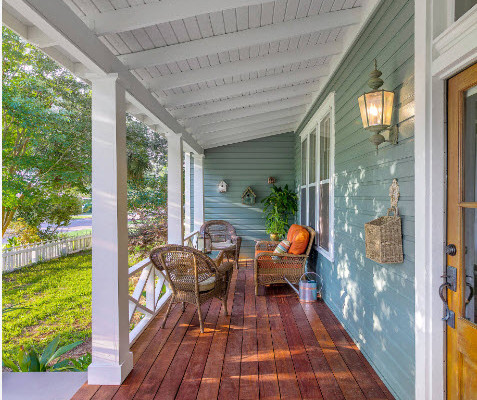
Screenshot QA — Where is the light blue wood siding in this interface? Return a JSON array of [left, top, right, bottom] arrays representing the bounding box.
[[203, 133, 295, 258], [295, 1, 415, 399]]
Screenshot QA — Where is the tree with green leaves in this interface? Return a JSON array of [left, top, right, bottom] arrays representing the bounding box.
[[2, 27, 91, 237], [2, 27, 169, 239]]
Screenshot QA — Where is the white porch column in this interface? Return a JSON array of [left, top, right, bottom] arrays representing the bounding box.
[[184, 152, 192, 234], [167, 134, 184, 244], [193, 154, 205, 232], [88, 74, 133, 384]]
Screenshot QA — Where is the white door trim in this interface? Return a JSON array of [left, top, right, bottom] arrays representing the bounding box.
[[414, 2, 477, 400]]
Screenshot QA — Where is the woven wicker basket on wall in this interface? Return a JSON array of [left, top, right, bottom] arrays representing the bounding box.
[[365, 206, 403, 264]]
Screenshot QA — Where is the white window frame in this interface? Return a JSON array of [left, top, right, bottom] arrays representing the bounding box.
[[299, 92, 335, 261]]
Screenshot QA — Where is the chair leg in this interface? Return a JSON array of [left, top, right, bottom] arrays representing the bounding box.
[[161, 296, 174, 329], [222, 296, 229, 316], [196, 299, 204, 333]]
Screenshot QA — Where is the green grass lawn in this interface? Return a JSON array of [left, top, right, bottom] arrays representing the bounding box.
[[71, 214, 92, 220], [62, 228, 92, 237], [2, 251, 92, 359]]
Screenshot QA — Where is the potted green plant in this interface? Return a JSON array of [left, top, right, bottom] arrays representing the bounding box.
[[261, 184, 298, 241]]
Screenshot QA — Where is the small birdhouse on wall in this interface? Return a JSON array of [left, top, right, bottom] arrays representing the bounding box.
[[218, 180, 228, 193], [268, 177, 276, 184], [241, 187, 256, 205]]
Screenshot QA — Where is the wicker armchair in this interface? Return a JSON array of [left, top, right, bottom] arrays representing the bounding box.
[[199, 220, 242, 269], [150, 245, 233, 333], [254, 226, 316, 295]]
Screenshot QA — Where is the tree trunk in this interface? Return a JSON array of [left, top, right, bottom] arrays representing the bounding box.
[[2, 207, 17, 238]]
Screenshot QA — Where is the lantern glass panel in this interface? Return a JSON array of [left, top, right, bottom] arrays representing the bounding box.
[[365, 91, 383, 128], [358, 95, 368, 128], [383, 90, 394, 126]]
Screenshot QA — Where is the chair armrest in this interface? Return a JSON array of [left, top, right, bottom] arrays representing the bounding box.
[[255, 240, 280, 252], [232, 235, 242, 247], [214, 250, 226, 268], [255, 252, 307, 260]]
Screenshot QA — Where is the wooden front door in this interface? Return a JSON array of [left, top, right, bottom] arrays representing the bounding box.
[[446, 62, 477, 400]]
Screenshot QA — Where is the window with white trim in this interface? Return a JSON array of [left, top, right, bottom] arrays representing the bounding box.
[[300, 93, 335, 261]]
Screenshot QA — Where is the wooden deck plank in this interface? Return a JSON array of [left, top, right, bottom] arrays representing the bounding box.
[[70, 383, 100, 400], [174, 299, 223, 400], [196, 268, 238, 400], [111, 304, 183, 400], [255, 293, 280, 399], [153, 301, 212, 399], [217, 268, 246, 400], [130, 298, 175, 363], [71, 264, 394, 400], [132, 304, 198, 399], [266, 287, 303, 399], [239, 268, 259, 399], [301, 301, 366, 400], [287, 295, 345, 400], [274, 289, 323, 400], [314, 301, 395, 400], [90, 385, 120, 400]]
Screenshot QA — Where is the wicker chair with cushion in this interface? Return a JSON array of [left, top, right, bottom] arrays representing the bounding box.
[[199, 220, 242, 269], [254, 225, 316, 295], [150, 245, 233, 333]]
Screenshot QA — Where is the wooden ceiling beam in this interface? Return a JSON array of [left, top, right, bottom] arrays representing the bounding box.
[[171, 83, 319, 119], [201, 127, 296, 148], [83, 0, 268, 36], [120, 8, 360, 70], [145, 41, 340, 91], [160, 65, 329, 107], [192, 105, 306, 134], [183, 96, 311, 128]]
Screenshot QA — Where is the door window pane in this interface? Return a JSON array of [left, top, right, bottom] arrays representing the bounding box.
[[464, 85, 477, 202], [464, 208, 477, 323], [309, 131, 316, 184], [301, 138, 307, 185]]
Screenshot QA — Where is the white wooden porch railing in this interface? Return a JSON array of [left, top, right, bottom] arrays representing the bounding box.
[[183, 230, 199, 249], [2, 234, 92, 272], [128, 231, 201, 345], [128, 257, 171, 345]]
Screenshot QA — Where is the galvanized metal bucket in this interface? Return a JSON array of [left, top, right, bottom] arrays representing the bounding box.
[[284, 272, 322, 303]]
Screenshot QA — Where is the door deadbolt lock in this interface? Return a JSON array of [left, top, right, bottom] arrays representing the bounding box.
[[445, 244, 457, 256]]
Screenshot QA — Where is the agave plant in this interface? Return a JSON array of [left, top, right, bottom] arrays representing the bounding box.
[[2, 336, 82, 372], [64, 353, 92, 371]]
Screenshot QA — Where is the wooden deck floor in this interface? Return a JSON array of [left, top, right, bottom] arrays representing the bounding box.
[[72, 263, 394, 400]]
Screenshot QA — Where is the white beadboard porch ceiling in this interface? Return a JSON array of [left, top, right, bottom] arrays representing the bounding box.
[[4, 0, 375, 149]]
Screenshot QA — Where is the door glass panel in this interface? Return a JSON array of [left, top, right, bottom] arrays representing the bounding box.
[[464, 85, 477, 202], [464, 208, 477, 323]]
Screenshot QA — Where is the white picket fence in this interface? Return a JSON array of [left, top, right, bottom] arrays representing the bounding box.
[[2, 234, 92, 272]]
